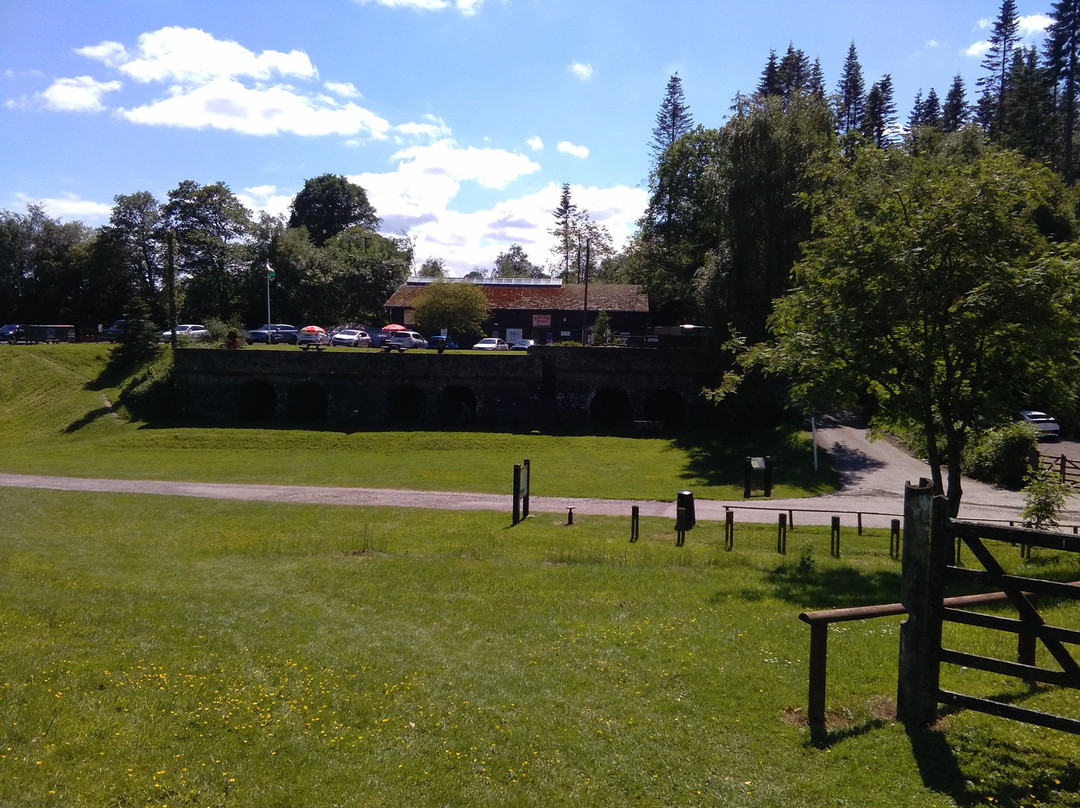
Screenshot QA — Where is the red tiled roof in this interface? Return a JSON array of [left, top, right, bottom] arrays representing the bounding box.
[[386, 282, 649, 312]]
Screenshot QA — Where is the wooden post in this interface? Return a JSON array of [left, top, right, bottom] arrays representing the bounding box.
[[522, 458, 531, 519], [630, 505, 639, 542], [897, 479, 947, 726], [724, 510, 734, 551], [777, 513, 787, 555], [512, 464, 521, 525], [807, 622, 828, 728]]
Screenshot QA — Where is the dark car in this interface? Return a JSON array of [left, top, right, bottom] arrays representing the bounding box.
[[247, 323, 298, 344], [0, 323, 22, 342], [105, 319, 126, 342]]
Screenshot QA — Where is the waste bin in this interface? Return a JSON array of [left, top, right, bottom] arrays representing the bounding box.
[[676, 490, 696, 531]]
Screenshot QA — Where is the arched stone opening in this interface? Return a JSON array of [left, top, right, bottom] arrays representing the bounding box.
[[438, 385, 476, 427], [644, 389, 686, 429], [388, 384, 426, 426], [288, 381, 329, 421], [238, 380, 277, 422], [589, 388, 633, 430]]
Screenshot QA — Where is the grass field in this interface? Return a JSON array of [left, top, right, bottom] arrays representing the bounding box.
[[0, 344, 836, 500], [2, 344, 1080, 806]]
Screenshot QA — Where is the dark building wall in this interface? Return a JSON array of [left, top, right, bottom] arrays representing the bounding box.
[[173, 345, 724, 432]]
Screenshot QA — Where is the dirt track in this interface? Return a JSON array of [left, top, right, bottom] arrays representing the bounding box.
[[2, 420, 1078, 529]]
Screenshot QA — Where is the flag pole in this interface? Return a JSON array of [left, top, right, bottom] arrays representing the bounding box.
[[266, 261, 272, 334]]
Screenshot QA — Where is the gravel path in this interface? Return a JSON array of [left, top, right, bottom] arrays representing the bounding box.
[[2, 419, 1078, 528]]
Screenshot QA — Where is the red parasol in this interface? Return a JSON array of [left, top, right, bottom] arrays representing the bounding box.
[[382, 323, 407, 332], [300, 325, 327, 333]]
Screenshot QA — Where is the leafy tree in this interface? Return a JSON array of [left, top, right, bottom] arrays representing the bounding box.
[[98, 191, 164, 320], [412, 281, 491, 345], [763, 136, 1080, 515], [493, 244, 543, 278], [288, 174, 380, 247], [1045, 0, 1080, 182], [977, 0, 1022, 137], [318, 228, 413, 325], [698, 92, 836, 343], [163, 180, 253, 322], [418, 257, 446, 278], [835, 41, 865, 134]]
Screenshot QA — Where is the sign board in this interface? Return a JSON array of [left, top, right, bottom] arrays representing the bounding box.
[[532, 314, 551, 327]]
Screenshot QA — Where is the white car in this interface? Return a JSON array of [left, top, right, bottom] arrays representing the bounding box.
[[161, 324, 209, 342], [383, 330, 428, 351], [1020, 410, 1060, 440], [330, 328, 372, 348], [472, 338, 509, 351]]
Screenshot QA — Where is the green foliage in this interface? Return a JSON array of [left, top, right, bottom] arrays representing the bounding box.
[[591, 310, 611, 345], [765, 134, 1080, 512], [287, 173, 379, 247], [116, 348, 175, 422], [110, 294, 160, 370], [1020, 466, 1074, 528], [964, 421, 1040, 488], [413, 281, 491, 345]]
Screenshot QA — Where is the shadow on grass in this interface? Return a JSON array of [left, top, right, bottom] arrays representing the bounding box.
[[672, 425, 839, 494], [64, 405, 117, 433], [766, 563, 903, 611]]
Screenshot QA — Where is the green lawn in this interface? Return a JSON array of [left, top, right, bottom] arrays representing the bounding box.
[[3, 489, 1079, 807], [0, 344, 836, 500], [2, 343, 1079, 806]]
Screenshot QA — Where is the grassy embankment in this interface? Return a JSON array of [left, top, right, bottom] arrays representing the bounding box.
[[1, 344, 1078, 806]]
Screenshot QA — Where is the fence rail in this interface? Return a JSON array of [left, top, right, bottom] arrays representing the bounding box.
[[1041, 453, 1080, 490]]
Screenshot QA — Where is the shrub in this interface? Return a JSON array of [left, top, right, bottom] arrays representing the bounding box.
[[1020, 466, 1073, 528], [964, 421, 1039, 488]]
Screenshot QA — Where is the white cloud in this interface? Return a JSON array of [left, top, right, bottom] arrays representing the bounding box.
[[40, 76, 121, 112], [569, 61, 593, 81], [15, 192, 112, 224], [1020, 15, 1051, 37], [80, 27, 316, 85], [118, 76, 392, 137], [965, 40, 991, 58], [324, 81, 362, 98], [557, 140, 589, 159], [238, 185, 294, 220], [527, 136, 543, 151], [353, 0, 489, 14], [396, 114, 452, 140]]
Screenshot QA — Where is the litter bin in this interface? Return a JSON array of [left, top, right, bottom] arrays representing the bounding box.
[[676, 490, 696, 531]]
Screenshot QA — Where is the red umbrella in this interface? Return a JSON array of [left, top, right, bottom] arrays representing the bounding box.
[[300, 325, 326, 333], [382, 323, 406, 332]]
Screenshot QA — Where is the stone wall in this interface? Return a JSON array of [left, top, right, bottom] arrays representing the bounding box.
[[172, 345, 724, 433]]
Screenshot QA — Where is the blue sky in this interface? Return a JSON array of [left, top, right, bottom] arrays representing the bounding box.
[[0, 0, 1055, 275]]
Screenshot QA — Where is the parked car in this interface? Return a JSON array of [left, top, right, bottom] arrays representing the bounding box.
[[510, 339, 535, 351], [161, 323, 210, 342], [297, 325, 331, 351], [427, 335, 458, 351], [0, 323, 22, 342], [105, 319, 126, 342], [1020, 410, 1061, 440], [473, 337, 509, 351], [383, 330, 428, 351], [247, 323, 298, 344], [330, 328, 372, 348]]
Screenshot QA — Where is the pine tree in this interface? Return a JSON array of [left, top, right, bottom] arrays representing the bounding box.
[[977, 0, 1021, 136], [1000, 47, 1053, 162], [835, 41, 865, 134], [550, 184, 577, 282], [1045, 0, 1080, 183], [922, 88, 942, 127], [777, 43, 810, 101], [942, 75, 969, 132], [650, 73, 693, 165], [757, 51, 780, 97]]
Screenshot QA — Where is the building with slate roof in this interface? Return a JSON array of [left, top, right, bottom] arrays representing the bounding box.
[[384, 277, 650, 345]]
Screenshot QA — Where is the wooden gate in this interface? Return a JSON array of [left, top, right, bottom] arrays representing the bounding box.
[[1041, 453, 1080, 490], [898, 480, 1080, 732]]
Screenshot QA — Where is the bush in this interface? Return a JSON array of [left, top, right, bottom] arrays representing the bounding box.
[[1020, 466, 1073, 528], [964, 421, 1040, 488], [117, 350, 175, 421]]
